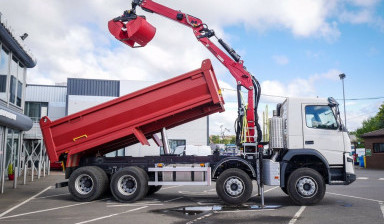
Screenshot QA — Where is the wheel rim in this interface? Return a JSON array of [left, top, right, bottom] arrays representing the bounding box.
[[117, 175, 137, 196], [223, 176, 245, 198], [295, 176, 318, 198], [75, 174, 94, 195]]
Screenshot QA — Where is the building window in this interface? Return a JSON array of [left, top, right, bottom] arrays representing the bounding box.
[[9, 75, 16, 104], [305, 105, 338, 129], [0, 46, 9, 101], [373, 143, 384, 153], [0, 46, 9, 75], [16, 81, 22, 106], [0, 75, 6, 92], [8, 56, 25, 107], [10, 56, 18, 77], [24, 102, 48, 122]]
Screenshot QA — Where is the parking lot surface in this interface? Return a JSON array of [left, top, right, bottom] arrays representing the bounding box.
[[0, 167, 383, 224]]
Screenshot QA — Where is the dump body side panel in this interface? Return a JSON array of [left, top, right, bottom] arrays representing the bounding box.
[[40, 59, 224, 162]]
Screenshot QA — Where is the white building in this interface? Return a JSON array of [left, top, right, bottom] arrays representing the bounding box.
[[0, 12, 37, 193]]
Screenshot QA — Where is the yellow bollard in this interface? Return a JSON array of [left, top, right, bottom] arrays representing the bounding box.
[[363, 156, 367, 168]]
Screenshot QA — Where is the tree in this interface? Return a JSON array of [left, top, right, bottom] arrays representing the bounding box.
[[354, 102, 384, 143], [210, 135, 220, 144]]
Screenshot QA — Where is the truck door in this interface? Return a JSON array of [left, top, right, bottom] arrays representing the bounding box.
[[302, 104, 344, 165]]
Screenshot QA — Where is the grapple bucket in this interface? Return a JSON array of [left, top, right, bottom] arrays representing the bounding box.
[[108, 16, 156, 48]]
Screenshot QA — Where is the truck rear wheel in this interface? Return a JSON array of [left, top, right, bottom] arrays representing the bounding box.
[[110, 166, 149, 202], [216, 168, 253, 205], [68, 166, 108, 202], [287, 168, 325, 205]]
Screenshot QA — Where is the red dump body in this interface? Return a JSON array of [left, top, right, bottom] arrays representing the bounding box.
[[40, 59, 224, 162]]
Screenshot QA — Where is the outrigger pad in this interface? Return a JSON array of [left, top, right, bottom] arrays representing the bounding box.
[[108, 16, 156, 48]]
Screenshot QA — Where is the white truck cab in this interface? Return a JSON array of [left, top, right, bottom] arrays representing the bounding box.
[[266, 97, 356, 204]]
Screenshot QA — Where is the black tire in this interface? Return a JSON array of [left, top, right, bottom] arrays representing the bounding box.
[[147, 185, 162, 196], [281, 187, 288, 195], [287, 168, 326, 205], [216, 168, 253, 205], [110, 166, 149, 202], [68, 166, 108, 202]]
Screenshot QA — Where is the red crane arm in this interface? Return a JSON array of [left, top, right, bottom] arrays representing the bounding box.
[[110, 0, 262, 143], [139, 0, 254, 89]]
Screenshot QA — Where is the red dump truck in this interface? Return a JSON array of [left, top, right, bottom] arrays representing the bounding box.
[[41, 0, 355, 206]]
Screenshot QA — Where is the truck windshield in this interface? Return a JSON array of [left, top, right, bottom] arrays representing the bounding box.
[[305, 105, 338, 129]]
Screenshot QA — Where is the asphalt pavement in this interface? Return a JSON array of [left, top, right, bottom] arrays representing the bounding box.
[[0, 167, 383, 224]]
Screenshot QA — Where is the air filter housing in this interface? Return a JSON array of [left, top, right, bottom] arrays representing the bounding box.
[[269, 115, 284, 149]]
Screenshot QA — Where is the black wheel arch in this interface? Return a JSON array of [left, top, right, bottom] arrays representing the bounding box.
[[212, 157, 256, 179], [280, 149, 330, 188]]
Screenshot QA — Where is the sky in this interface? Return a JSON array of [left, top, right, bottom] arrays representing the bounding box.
[[1, 0, 383, 135]]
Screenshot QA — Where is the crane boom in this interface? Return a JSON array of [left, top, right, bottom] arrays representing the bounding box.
[[109, 0, 262, 145]]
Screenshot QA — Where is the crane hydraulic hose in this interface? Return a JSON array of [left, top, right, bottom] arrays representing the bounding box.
[[252, 76, 262, 143]]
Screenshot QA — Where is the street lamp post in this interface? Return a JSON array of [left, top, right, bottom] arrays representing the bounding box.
[[339, 73, 347, 130]]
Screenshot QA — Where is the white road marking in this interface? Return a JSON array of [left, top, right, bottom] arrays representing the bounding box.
[[288, 206, 306, 224], [379, 202, 384, 219], [0, 201, 95, 220], [162, 186, 182, 190], [357, 177, 368, 180], [252, 186, 279, 197], [0, 186, 52, 218], [178, 191, 216, 196], [106, 199, 160, 206], [75, 206, 147, 224], [36, 193, 70, 199], [197, 201, 220, 205], [107, 203, 163, 207], [378, 178, 384, 181], [216, 208, 277, 213], [186, 212, 213, 224], [163, 197, 184, 202], [327, 192, 383, 203]]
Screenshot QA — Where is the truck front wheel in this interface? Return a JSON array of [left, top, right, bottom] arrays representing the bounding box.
[[287, 168, 325, 205], [110, 167, 149, 202], [68, 166, 108, 202], [216, 168, 253, 205]]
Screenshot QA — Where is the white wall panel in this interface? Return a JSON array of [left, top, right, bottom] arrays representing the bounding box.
[[67, 95, 116, 115]]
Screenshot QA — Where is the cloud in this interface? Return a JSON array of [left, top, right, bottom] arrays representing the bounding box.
[[209, 102, 238, 135], [261, 69, 342, 100], [345, 101, 382, 131], [349, 0, 380, 8], [2, 0, 382, 85], [273, 55, 289, 65], [154, 0, 342, 39], [339, 9, 374, 24], [338, 0, 383, 28]]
